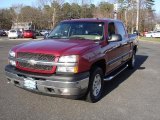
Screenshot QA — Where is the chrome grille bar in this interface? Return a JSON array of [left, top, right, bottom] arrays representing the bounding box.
[[9, 57, 77, 67]]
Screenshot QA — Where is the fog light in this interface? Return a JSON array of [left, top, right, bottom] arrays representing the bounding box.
[[9, 60, 16, 66], [57, 66, 78, 73], [63, 88, 69, 93]]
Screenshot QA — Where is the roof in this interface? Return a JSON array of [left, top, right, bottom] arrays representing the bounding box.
[[62, 18, 122, 23]]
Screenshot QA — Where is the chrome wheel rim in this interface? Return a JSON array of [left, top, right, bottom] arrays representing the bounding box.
[[92, 74, 102, 97]]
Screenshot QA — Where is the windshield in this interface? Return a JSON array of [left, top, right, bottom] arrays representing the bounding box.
[[48, 22, 104, 40]]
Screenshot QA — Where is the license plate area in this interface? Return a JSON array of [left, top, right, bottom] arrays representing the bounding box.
[[24, 78, 36, 90]]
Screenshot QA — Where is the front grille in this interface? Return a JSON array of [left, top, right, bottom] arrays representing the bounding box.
[[17, 52, 55, 71], [17, 52, 55, 62], [18, 62, 52, 70]]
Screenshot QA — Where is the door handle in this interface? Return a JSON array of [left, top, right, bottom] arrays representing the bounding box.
[[121, 42, 127, 45], [117, 44, 122, 48]]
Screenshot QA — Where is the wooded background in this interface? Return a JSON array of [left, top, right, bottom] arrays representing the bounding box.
[[0, 0, 156, 33]]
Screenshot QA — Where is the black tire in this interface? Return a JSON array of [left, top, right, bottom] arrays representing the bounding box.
[[33, 36, 36, 39], [128, 50, 136, 69], [86, 67, 104, 103]]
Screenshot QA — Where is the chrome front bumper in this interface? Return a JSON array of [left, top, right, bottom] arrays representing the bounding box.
[[5, 65, 89, 98]]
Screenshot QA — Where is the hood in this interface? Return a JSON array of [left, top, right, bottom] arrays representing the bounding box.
[[13, 39, 99, 56]]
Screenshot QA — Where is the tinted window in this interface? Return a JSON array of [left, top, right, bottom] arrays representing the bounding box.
[[116, 22, 126, 39], [108, 22, 116, 36]]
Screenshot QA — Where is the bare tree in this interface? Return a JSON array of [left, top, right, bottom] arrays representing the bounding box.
[[10, 4, 23, 29]]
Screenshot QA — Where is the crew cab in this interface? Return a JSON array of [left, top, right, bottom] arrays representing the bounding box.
[[5, 18, 138, 102]]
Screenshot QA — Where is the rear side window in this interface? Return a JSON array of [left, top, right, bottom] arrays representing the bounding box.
[[24, 30, 32, 32], [115, 22, 126, 39], [10, 30, 16, 32]]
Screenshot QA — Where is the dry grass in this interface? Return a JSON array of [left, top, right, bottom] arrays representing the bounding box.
[[139, 37, 160, 42]]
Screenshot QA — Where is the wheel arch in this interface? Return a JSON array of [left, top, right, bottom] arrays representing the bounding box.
[[90, 59, 106, 75]]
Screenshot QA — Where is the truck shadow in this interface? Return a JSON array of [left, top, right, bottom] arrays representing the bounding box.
[[101, 55, 148, 100]]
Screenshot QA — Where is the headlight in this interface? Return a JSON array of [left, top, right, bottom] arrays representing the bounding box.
[[58, 55, 77, 63], [9, 50, 16, 57], [8, 50, 16, 66], [57, 55, 78, 73]]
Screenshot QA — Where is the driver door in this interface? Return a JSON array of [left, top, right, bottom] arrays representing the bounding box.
[[104, 22, 123, 73]]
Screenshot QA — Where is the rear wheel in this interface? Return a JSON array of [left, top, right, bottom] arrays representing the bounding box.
[[128, 50, 136, 69], [86, 67, 104, 103]]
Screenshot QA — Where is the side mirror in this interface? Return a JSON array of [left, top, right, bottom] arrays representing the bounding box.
[[44, 33, 49, 39], [108, 34, 122, 42]]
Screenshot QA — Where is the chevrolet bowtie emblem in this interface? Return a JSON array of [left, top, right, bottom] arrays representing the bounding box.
[[28, 60, 37, 65]]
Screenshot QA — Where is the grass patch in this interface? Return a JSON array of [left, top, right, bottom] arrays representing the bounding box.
[[139, 37, 160, 42]]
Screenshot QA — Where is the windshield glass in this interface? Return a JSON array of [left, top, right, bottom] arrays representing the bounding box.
[[48, 22, 104, 40]]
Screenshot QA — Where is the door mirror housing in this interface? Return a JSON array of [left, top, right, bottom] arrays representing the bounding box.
[[44, 33, 49, 39], [108, 34, 122, 42]]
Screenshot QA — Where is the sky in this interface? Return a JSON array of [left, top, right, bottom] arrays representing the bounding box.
[[0, 0, 160, 13], [0, 0, 37, 8]]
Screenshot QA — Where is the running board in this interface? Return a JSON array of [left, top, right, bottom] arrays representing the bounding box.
[[104, 65, 128, 81]]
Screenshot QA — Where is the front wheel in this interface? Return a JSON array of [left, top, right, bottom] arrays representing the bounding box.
[[86, 67, 104, 103], [33, 36, 36, 39]]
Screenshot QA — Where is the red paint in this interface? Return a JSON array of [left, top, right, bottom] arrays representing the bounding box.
[[10, 18, 137, 74], [23, 30, 35, 38]]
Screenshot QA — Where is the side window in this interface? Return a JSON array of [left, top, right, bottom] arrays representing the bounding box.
[[108, 22, 116, 36], [116, 22, 126, 39]]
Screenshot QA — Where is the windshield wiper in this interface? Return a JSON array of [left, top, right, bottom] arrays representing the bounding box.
[[48, 35, 62, 39], [48, 35, 69, 39], [69, 36, 86, 39]]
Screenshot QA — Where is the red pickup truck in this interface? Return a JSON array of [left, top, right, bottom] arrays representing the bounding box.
[[5, 18, 138, 102]]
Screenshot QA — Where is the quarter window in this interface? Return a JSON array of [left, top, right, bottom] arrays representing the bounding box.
[[108, 22, 116, 36]]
